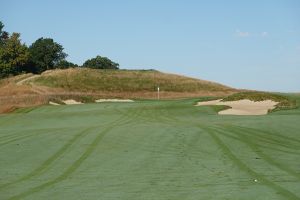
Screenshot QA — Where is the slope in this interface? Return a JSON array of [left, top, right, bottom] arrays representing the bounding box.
[[0, 68, 237, 113]]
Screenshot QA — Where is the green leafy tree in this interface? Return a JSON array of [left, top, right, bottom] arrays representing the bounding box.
[[83, 55, 119, 69], [0, 32, 30, 78], [55, 60, 78, 69], [29, 37, 67, 73], [0, 21, 9, 45]]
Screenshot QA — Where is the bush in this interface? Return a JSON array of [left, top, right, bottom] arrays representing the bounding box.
[[83, 55, 119, 69]]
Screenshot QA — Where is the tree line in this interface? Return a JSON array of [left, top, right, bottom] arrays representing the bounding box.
[[0, 21, 119, 78]]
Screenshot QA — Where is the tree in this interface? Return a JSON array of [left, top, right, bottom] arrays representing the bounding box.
[[0, 21, 9, 45], [29, 37, 67, 73], [83, 55, 119, 69], [55, 60, 78, 69], [0, 32, 30, 78]]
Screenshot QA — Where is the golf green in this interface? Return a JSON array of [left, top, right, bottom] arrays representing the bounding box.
[[1, 97, 300, 200]]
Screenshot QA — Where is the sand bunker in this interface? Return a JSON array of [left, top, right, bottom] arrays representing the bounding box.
[[95, 99, 134, 103], [197, 99, 278, 115], [62, 99, 83, 105], [48, 99, 132, 106], [49, 101, 60, 106]]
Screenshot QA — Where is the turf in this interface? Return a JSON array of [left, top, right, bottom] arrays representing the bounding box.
[[0, 96, 300, 200]]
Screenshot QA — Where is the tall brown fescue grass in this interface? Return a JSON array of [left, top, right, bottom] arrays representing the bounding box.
[[0, 68, 237, 113]]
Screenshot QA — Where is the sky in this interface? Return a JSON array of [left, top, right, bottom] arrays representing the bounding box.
[[1, 0, 300, 92]]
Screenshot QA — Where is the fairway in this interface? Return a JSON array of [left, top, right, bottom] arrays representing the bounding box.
[[1, 97, 300, 200]]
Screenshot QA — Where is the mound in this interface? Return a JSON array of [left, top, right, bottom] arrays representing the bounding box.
[[197, 99, 278, 115], [0, 68, 236, 113], [222, 92, 297, 111], [197, 92, 297, 115], [32, 68, 234, 94]]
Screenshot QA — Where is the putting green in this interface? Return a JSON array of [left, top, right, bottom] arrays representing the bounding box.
[[0, 97, 300, 200]]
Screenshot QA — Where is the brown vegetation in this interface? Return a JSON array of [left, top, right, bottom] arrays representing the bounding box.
[[0, 68, 237, 113]]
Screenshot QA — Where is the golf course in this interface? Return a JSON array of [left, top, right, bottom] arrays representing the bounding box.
[[1, 1, 300, 199], [1, 95, 300, 200]]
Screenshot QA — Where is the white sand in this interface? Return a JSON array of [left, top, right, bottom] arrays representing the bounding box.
[[50, 99, 133, 106], [49, 101, 60, 106], [62, 99, 83, 105], [197, 99, 278, 115], [95, 99, 134, 103]]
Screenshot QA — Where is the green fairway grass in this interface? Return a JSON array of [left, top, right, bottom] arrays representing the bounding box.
[[0, 95, 300, 200]]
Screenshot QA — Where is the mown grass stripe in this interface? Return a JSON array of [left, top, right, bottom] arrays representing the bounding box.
[[217, 125, 300, 180], [233, 125, 300, 146], [7, 108, 137, 200], [0, 127, 92, 190], [0, 128, 64, 148], [202, 127, 300, 200]]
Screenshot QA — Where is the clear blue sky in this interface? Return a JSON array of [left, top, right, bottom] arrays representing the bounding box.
[[1, 0, 300, 92]]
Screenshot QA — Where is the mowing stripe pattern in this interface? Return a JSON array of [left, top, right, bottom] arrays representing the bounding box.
[[0, 98, 299, 200]]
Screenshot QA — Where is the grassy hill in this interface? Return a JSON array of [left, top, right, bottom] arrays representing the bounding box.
[[0, 68, 236, 113], [32, 68, 234, 93]]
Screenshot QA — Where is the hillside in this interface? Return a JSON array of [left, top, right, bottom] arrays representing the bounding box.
[[0, 68, 237, 113]]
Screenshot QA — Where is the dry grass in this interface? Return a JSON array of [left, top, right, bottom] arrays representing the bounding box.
[[0, 68, 238, 113], [33, 68, 235, 93], [0, 95, 48, 113]]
